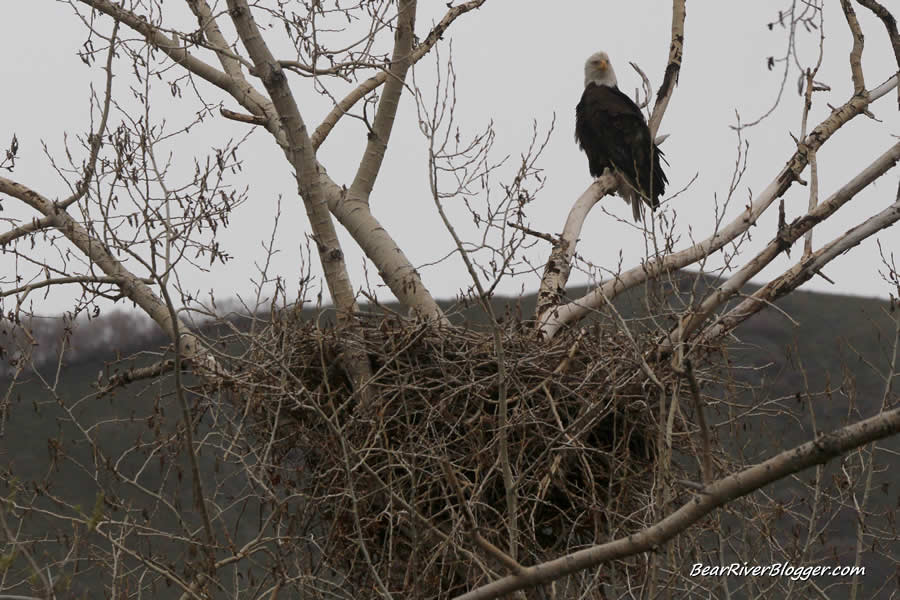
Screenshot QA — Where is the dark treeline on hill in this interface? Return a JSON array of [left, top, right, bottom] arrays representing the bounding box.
[[2, 276, 898, 598], [7, 276, 897, 377]]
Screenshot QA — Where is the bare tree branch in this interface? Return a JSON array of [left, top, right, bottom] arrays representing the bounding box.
[[0, 215, 55, 247], [800, 7, 826, 258], [534, 176, 617, 320], [0, 177, 205, 358], [648, 0, 687, 138], [184, 0, 246, 80], [158, 282, 216, 572], [348, 0, 418, 201], [59, 18, 118, 211], [856, 0, 900, 108], [840, 0, 867, 94], [77, 0, 272, 119], [661, 141, 900, 356], [223, 0, 354, 317], [442, 460, 525, 575], [224, 0, 374, 398], [1, 275, 155, 300], [219, 107, 268, 125], [426, 117, 518, 562], [698, 177, 900, 346]]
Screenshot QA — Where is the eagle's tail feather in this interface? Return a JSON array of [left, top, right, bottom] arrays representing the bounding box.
[[623, 187, 642, 222]]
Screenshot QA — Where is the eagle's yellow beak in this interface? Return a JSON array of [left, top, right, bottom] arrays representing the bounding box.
[[598, 59, 609, 70]]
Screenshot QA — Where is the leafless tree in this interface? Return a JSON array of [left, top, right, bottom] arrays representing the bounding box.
[[1, 1, 899, 599]]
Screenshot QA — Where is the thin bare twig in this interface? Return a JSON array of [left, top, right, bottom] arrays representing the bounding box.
[[678, 359, 713, 484], [441, 461, 525, 575]]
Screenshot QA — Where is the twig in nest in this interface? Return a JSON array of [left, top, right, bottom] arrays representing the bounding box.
[[677, 358, 713, 484], [441, 460, 525, 575], [676, 479, 707, 491]]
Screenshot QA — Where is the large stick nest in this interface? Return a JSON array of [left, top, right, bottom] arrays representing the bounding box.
[[232, 309, 685, 598]]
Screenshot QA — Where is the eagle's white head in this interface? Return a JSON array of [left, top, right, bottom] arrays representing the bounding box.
[[584, 51, 618, 88]]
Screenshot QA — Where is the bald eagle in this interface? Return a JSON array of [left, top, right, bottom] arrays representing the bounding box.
[[575, 51, 667, 221]]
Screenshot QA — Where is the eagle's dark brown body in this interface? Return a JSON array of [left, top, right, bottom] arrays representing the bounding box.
[[575, 82, 667, 220]]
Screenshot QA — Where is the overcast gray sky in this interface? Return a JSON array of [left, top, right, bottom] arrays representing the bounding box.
[[2, 1, 898, 317]]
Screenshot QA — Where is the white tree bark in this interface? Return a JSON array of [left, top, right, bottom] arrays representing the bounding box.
[[225, 0, 359, 321], [534, 176, 618, 320]]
